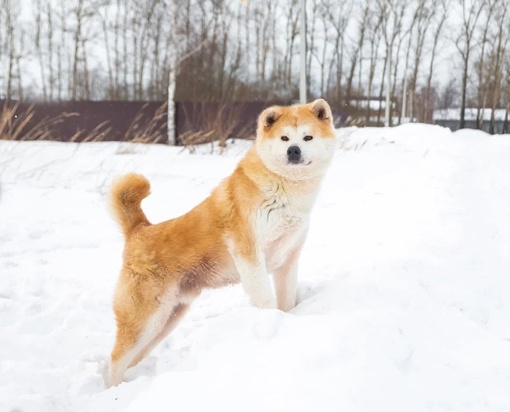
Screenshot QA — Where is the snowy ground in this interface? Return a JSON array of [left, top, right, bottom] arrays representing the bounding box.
[[1, 124, 510, 412]]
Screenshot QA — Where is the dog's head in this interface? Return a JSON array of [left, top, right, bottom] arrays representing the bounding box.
[[255, 99, 336, 181]]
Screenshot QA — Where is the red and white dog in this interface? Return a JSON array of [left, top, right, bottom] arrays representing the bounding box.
[[107, 99, 336, 387]]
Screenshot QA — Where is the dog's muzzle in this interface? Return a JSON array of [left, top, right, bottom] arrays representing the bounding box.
[[287, 145, 301, 164]]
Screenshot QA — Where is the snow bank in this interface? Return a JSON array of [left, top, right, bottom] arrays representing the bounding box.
[[1, 124, 510, 411]]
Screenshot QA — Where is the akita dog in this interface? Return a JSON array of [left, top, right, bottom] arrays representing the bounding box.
[[107, 99, 336, 387]]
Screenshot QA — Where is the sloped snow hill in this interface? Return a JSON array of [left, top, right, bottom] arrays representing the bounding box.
[[1, 124, 510, 411]]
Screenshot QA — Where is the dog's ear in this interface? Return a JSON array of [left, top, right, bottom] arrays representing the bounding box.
[[259, 107, 282, 129], [310, 99, 332, 122]]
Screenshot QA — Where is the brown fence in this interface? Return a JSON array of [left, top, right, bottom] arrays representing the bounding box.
[[0, 100, 280, 144], [0, 100, 349, 144], [0, 100, 168, 143]]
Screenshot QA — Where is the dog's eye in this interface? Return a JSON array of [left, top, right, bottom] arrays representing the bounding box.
[[281, 136, 289, 142], [304, 135, 313, 141]]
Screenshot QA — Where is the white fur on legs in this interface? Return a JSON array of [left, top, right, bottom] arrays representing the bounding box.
[[233, 255, 276, 309], [273, 258, 298, 312], [272, 238, 305, 312]]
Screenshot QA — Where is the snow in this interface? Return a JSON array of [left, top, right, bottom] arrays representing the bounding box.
[[1, 124, 510, 411]]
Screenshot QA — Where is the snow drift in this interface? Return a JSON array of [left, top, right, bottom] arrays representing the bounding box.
[[1, 124, 510, 411]]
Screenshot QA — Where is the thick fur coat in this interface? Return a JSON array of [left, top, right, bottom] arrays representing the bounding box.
[[107, 99, 336, 387]]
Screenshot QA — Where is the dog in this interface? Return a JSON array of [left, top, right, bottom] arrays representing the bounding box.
[[107, 99, 336, 387]]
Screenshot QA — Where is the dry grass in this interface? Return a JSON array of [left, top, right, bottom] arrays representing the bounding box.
[[0, 102, 78, 141], [0, 101, 166, 143], [69, 121, 113, 143], [180, 102, 253, 154], [0, 101, 114, 142], [124, 102, 167, 143], [0, 101, 251, 152]]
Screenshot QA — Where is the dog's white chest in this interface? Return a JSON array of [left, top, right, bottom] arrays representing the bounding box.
[[258, 189, 305, 235], [255, 185, 315, 270]]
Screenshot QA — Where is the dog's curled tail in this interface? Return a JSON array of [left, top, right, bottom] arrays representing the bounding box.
[[110, 173, 151, 238]]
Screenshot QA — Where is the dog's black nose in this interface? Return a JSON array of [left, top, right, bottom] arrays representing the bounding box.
[[287, 145, 301, 163]]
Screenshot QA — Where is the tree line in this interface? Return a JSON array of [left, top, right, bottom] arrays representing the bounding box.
[[0, 0, 509, 127]]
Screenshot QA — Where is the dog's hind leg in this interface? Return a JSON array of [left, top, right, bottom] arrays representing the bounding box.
[[107, 285, 200, 388], [107, 282, 181, 388], [128, 301, 192, 368], [107, 303, 169, 387]]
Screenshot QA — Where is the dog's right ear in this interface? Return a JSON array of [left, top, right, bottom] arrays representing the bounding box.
[[258, 107, 282, 129]]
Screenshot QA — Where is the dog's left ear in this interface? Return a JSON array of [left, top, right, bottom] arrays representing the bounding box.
[[310, 99, 332, 122]]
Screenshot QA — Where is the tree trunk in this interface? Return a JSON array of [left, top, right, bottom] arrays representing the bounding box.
[[425, 3, 447, 123]]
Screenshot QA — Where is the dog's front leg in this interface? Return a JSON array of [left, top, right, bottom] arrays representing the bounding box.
[[273, 252, 299, 312], [273, 234, 307, 312], [231, 248, 276, 309]]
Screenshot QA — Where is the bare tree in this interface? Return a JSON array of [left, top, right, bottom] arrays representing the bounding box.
[[455, 0, 484, 129], [365, 6, 383, 123], [33, 0, 48, 100], [315, 3, 331, 97], [2, 0, 22, 99], [377, 0, 408, 126], [424, 0, 448, 123], [488, 0, 508, 133], [71, 0, 85, 99], [283, 0, 299, 91], [29, 0, 57, 101], [409, 0, 436, 121], [399, 19, 416, 123], [305, 0, 319, 97], [504, 54, 510, 133], [130, 0, 165, 99], [98, 3, 115, 99], [475, 0, 499, 128], [56, 1, 68, 101], [345, 0, 370, 105], [69, 0, 103, 100], [305, 0, 348, 99], [46, 1, 56, 100]]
